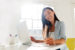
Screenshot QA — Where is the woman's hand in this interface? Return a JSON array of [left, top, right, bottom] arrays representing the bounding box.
[[30, 36, 44, 43], [44, 38, 55, 45], [30, 36, 36, 42]]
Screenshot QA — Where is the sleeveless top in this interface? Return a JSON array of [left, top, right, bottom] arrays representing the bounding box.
[[49, 32, 55, 39]]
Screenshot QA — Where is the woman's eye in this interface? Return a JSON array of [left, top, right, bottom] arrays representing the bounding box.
[[44, 12, 51, 17], [48, 11, 51, 14]]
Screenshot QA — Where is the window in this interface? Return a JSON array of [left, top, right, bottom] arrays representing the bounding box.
[[73, 8, 75, 21], [74, 8, 75, 17], [21, 3, 54, 30]]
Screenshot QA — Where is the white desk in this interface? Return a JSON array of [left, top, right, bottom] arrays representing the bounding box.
[[0, 44, 30, 50], [0, 43, 67, 50], [27, 43, 66, 50]]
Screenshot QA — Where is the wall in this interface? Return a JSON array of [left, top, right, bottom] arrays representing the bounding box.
[[0, 0, 21, 44]]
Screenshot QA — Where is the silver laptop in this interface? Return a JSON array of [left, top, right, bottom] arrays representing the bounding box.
[[17, 21, 31, 45]]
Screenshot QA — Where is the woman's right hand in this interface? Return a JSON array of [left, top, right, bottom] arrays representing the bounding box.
[[44, 38, 55, 45]]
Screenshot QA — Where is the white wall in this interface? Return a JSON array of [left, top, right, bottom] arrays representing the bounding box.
[[0, 0, 21, 44]]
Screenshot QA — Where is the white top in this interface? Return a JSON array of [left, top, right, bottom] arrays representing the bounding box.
[[49, 32, 55, 40]]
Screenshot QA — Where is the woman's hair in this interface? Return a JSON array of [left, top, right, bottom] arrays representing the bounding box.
[[42, 7, 59, 38]]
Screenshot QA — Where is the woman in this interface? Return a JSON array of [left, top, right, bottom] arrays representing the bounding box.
[[30, 7, 68, 50]]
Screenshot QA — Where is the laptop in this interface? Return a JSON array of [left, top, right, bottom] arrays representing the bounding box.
[[17, 21, 31, 45]]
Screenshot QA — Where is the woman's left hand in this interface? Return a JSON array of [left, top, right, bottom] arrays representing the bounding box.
[[30, 36, 36, 42], [44, 38, 55, 45]]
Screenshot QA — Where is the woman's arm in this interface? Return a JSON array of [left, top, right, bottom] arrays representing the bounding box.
[[30, 25, 48, 43], [30, 36, 44, 43], [54, 21, 66, 45], [45, 38, 66, 45], [54, 38, 66, 45], [34, 40, 44, 43], [31, 36, 65, 45]]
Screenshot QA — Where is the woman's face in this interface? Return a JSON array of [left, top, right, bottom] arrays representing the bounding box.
[[44, 9, 55, 22]]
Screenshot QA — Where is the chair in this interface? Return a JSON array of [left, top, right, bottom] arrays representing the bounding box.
[[66, 38, 75, 50]]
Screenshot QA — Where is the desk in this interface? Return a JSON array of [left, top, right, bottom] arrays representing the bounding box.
[[27, 43, 66, 50]]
